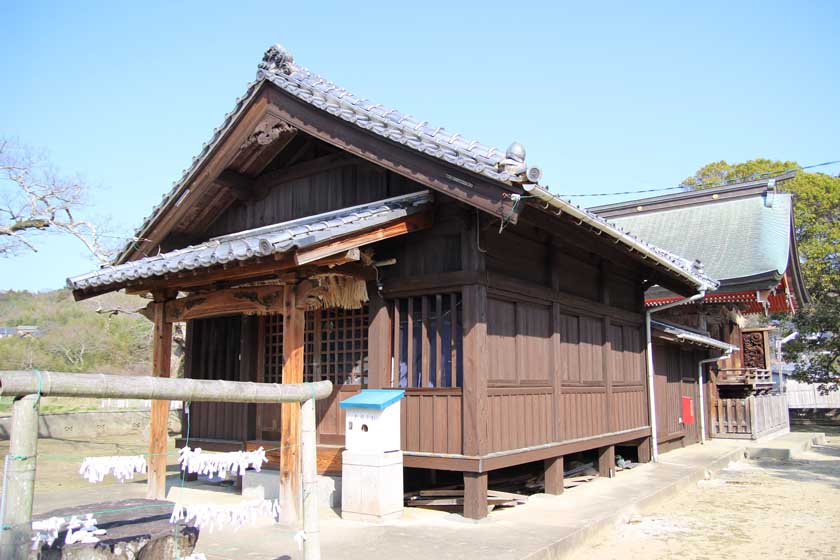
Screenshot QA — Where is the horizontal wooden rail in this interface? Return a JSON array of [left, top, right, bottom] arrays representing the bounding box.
[[0, 371, 333, 403]]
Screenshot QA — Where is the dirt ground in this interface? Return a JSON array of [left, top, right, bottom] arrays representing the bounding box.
[[0, 433, 178, 494], [568, 433, 840, 560]]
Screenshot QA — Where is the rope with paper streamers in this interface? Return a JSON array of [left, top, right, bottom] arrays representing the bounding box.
[[79, 455, 147, 483], [178, 447, 268, 479], [169, 499, 281, 533]]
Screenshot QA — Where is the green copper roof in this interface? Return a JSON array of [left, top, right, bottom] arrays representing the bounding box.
[[608, 193, 792, 290]]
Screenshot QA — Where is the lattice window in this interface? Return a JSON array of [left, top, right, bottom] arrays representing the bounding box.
[[388, 293, 462, 388], [264, 314, 284, 384], [263, 307, 369, 386]]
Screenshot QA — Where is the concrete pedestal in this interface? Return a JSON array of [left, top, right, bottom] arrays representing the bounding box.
[[341, 450, 403, 522]]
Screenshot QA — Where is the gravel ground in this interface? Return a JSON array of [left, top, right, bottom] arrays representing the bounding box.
[[568, 434, 840, 560]]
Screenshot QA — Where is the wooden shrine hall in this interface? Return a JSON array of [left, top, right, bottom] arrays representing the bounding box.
[[67, 44, 718, 519]]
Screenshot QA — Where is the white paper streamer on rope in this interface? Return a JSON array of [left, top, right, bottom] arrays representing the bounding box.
[[79, 455, 147, 483], [178, 447, 268, 479], [179, 554, 207, 560], [169, 500, 281, 533], [31, 514, 105, 550], [31, 516, 65, 549]]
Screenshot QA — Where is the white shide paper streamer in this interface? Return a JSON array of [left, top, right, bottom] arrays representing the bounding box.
[[169, 500, 281, 533], [178, 447, 268, 479], [31, 514, 104, 550], [79, 456, 147, 483]]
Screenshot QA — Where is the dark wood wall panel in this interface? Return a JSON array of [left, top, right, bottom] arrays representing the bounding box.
[[486, 389, 554, 452], [487, 298, 517, 384], [611, 388, 647, 432], [207, 162, 418, 237], [559, 390, 608, 440], [400, 391, 462, 454]]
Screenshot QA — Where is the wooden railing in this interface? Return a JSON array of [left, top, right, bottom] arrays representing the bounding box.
[[711, 394, 789, 440], [716, 368, 773, 387]]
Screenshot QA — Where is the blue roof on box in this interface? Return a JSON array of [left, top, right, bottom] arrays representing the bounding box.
[[340, 389, 405, 410]]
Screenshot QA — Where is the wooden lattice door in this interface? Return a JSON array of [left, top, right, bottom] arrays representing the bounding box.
[[256, 308, 368, 444]]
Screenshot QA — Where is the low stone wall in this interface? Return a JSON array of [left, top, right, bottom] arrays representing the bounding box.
[[790, 407, 840, 428], [0, 409, 181, 440]]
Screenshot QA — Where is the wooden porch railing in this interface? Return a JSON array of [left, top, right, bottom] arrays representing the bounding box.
[[716, 368, 773, 387]]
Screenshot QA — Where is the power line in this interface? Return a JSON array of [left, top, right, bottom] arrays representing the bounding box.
[[557, 159, 840, 199]]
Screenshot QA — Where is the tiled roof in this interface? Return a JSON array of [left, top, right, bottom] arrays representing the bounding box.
[[604, 193, 793, 289], [113, 44, 717, 292], [70, 191, 431, 292], [115, 45, 531, 265]]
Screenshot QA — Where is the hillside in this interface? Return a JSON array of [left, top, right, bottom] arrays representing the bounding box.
[[0, 289, 153, 374]]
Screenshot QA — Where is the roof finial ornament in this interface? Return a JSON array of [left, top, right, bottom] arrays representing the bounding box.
[[498, 142, 542, 184], [257, 44, 297, 79]]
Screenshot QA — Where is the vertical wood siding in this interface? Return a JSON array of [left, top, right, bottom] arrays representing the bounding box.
[[185, 316, 250, 441]]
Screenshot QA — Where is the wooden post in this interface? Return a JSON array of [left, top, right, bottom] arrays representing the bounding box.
[[637, 436, 652, 463], [596, 445, 616, 478], [367, 283, 391, 389], [544, 456, 564, 495], [147, 299, 172, 500], [301, 397, 321, 560], [463, 472, 488, 520], [462, 284, 489, 520], [0, 395, 40, 559], [281, 285, 305, 523]]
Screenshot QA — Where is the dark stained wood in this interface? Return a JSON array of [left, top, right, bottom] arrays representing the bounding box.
[[544, 456, 564, 495], [596, 445, 616, 478], [262, 85, 517, 224], [420, 296, 431, 388], [463, 471, 489, 520], [367, 284, 390, 389], [637, 436, 652, 463], [462, 284, 489, 456]]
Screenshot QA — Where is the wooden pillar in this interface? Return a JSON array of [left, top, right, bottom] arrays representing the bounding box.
[[367, 282, 391, 389], [463, 471, 488, 520], [544, 456, 564, 495], [280, 285, 304, 523], [596, 445, 616, 478], [462, 284, 489, 520], [147, 299, 172, 500], [637, 436, 652, 463]]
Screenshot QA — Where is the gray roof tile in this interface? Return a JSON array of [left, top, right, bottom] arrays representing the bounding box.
[[69, 191, 431, 292]]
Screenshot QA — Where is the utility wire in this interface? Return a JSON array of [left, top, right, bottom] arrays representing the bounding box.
[[557, 159, 840, 199]]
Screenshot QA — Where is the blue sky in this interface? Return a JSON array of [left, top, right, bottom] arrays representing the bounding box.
[[1, 1, 838, 291]]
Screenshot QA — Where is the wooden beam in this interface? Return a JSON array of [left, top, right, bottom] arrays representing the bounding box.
[[292, 211, 432, 266], [147, 299, 172, 500], [544, 456, 564, 495], [280, 284, 304, 524], [637, 436, 652, 463], [159, 286, 286, 323], [463, 471, 489, 520]]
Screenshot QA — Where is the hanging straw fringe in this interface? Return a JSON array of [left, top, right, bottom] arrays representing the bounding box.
[[306, 274, 368, 310]]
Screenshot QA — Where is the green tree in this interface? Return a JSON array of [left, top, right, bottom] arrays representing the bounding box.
[[683, 159, 840, 388], [783, 293, 840, 391]]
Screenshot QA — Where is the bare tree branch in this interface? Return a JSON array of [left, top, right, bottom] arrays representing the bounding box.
[[0, 138, 113, 263]]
